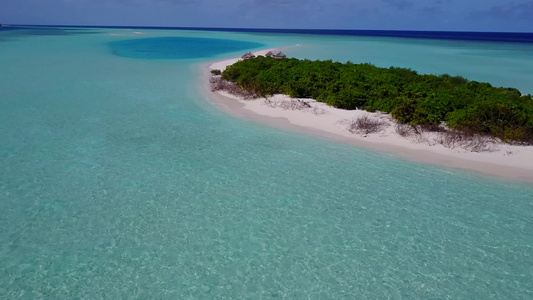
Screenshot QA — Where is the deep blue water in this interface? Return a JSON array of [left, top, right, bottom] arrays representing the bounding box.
[[5, 25, 533, 43], [109, 37, 263, 59], [166, 28, 533, 43]]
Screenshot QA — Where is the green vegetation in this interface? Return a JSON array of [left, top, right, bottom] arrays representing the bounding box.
[[222, 56, 533, 144]]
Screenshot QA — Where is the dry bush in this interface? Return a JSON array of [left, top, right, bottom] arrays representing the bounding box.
[[404, 130, 435, 146], [437, 130, 463, 149], [311, 106, 326, 115], [348, 115, 389, 135], [434, 129, 496, 152], [394, 123, 413, 137], [209, 76, 225, 92], [425, 128, 497, 152], [418, 123, 446, 133], [279, 99, 312, 110], [210, 76, 257, 99], [392, 122, 497, 152], [461, 135, 497, 152], [263, 97, 279, 108]]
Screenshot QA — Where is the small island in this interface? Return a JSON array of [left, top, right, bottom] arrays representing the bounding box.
[[213, 55, 533, 146], [205, 49, 533, 182]]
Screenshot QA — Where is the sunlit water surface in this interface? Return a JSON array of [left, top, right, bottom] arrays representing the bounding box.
[[1, 27, 532, 298]]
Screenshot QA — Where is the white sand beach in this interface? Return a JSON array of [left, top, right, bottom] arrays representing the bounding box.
[[202, 49, 533, 183]]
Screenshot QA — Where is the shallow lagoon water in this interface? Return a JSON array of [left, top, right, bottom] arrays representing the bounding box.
[[1, 27, 532, 298]]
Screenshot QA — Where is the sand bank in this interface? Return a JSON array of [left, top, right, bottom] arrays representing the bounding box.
[[201, 49, 533, 183]]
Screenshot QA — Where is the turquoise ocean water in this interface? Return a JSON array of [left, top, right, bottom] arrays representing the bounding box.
[[1, 27, 532, 298]]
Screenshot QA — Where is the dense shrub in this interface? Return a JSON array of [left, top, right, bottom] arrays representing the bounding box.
[[222, 56, 533, 144]]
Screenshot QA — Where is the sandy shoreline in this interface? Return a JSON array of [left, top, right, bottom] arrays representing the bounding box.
[[200, 49, 533, 184]]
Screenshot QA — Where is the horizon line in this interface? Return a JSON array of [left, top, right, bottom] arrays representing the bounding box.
[[3, 23, 533, 35]]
